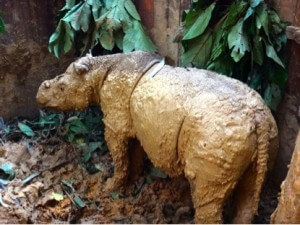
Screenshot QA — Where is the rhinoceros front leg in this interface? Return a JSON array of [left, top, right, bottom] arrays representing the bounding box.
[[104, 128, 129, 192]]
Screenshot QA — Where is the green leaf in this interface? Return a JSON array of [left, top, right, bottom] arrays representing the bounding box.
[[52, 192, 64, 201], [151, 167, 167, 179], [63, 21, 74, 53], [82, 142, 102, 163], [106, 0, 131, 29], [182, 31, 213, 67], [0, 163, 15, 181], [264, 83, 282, 111], [110, 192, 124, 200], [244, 7, 254, 21], [18, 122, 35, 137], [253, 35, 264, 65], [0, 16, 5, 33], [124, 0, 141, 21], [69, 119, 88, 134], [146, 176, 153, 184], [123, 28, 135, 52], [114, 30, 124, 50], [62, 0, 76, 10], [206, 55, 234, 76], [250, 0, 262, 8], [74, 195, 85, 208], [228, 19, 250, 62], [248, 72, 262, 90], [53, 44, 61, 58], [265, 42, 285, 68], [99, 29, 115, 50], [222, 1, 248, 29], [265, 59, 288, 88], [69, 2, 92, 32], [123, 21, 156, 52], [49, 21, 62, 44], [255, 3, 269, 39], [183, 3, 215, 40], [87, 0, 103, 20]]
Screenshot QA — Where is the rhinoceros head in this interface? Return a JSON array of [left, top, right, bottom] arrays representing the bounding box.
[[36, 54, 97, 111]]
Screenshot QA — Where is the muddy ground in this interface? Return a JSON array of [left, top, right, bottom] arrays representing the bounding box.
[[0, 137, 279, 224]]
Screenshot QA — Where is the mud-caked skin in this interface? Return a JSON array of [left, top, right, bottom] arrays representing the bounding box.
[[36, 51, 278, 223]]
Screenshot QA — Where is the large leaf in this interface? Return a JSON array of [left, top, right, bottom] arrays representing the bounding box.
[[87, 0, 103, 20], [123, 21, 156, 53], [206, 55, 234, 76], [265, 42, 285, 68], [222, 1, 248, 29], [255, 3, 269, 39], [49, 21, 62, 44], [183, 3, 215, 40], [250, 0, 263, 8], [62, 0, 77, 10], [106, 0, 131, 29], [114, 30, 124, 50], [99, 29, 115, 50], [63, 21, 74, 53], [182, 31, 213, 67], [264, 83, 282, 111], [49, 20, 74, 58], [69, 2, 92, 32], [228, 19, 250, 62], [124, 0, 141, 21], [123, 28, 135, 52], [69, 119, 88, 134], [253, 35, 264, 66]]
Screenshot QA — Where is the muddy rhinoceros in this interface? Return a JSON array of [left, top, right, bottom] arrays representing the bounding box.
[[36, 51, 278, 223]]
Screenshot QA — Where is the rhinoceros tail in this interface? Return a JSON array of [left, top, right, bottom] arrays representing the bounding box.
[[253, 108, 278, 213], [232, 108, 278, 223]]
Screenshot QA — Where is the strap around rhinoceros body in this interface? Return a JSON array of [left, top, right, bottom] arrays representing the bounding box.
[[145, 58, 165, 80]]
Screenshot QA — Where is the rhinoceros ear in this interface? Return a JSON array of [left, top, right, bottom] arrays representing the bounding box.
[[73, 54, 93, 75], [73, 62, 89, 75]]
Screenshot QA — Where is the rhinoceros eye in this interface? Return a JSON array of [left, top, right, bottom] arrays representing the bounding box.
[[58, 83, 66, 92]]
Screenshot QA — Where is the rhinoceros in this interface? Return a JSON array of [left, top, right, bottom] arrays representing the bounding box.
[[36, 51, 278, 223]]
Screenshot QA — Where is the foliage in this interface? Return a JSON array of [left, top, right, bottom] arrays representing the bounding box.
[[178, 0, 288, 110], [0, 12, 5, 34], [49, 0, 156, 57]]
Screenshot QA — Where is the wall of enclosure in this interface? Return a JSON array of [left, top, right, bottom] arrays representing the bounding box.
[[0, 0, 74, 121]]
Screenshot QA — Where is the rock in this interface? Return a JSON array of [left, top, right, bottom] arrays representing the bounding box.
[[271, 131, 300, 223]]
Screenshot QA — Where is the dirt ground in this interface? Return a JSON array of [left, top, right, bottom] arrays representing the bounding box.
[[0, 137, 279, 224]]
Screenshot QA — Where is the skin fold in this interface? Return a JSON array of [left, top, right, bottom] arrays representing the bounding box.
[[36, 51, 278, 223]]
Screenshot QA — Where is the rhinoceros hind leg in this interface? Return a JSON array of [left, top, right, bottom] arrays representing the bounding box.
[[231, 163, 258, 223], [104, 128, 129, 192], [187, 175, 236, 224]]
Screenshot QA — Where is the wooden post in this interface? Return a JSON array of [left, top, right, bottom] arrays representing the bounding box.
[[136, 0, 190, 66]]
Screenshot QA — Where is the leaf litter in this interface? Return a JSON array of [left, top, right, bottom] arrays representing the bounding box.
[[0, 138, 194, 223]]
